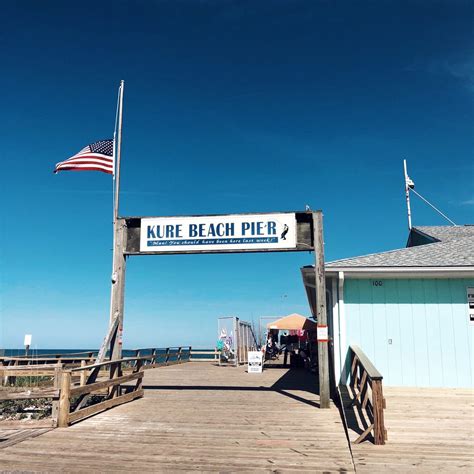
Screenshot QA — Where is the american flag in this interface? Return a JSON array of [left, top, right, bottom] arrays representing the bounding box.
[[54, 139, 114, 175]]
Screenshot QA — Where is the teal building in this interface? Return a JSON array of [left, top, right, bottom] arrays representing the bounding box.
[[302, 226, 474, 388]]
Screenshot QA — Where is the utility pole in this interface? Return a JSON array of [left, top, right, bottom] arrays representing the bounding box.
[[313, 211, 330, 409]]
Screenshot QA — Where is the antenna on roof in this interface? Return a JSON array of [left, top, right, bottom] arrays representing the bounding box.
[[403, 159, 413, 230], [403, 159, 457, 228]]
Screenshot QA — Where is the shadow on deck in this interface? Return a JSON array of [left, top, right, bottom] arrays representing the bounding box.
[[143, 367, 321, 408]]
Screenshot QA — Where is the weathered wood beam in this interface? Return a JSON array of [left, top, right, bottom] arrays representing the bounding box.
[[314, 211, 330, 409]]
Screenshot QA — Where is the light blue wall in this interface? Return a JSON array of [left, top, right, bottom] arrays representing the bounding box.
[[343, 278, 474, 388]]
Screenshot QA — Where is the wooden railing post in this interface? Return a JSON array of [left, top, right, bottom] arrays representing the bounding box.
[[58, 370, 71, 428], [80, 360, 87, 386], [348, 345, 387, 446], [372, 379, 386, 445], [188, 346, 192, 362], [109, 361, 121, 398], [52, 366, 62, 425], [165, 348, 170, 365], [134, 350, 141, 371], [177, 347, 182, 363], [134, 359, 144, 392]]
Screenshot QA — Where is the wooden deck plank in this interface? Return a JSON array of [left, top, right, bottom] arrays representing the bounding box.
[[0, 428, 53, 449], [342, 384, 474, 472], [2, 364, 472, 472], [0, 363, 354, 472]]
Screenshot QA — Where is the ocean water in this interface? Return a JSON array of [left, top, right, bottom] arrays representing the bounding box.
[[2, 348, 212, 360], [3, 349, 97, 357]]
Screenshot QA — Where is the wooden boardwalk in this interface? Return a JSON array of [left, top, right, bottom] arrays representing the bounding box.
[[343, 386, 474, 473], [0, 427, 52, 449], [0, 363, 354, 472], [2, 363, 472, 472]]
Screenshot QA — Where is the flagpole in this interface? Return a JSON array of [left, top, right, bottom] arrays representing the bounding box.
[[114, 80, 124, 223], [403, 159, 412, 231], [109, 81, 124, 327], [108, 80, 126, 362]]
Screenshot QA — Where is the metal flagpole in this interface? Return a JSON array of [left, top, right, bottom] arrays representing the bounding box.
[[94, 81, 126, 365], [114, 80, 124, 224], [108, 84, 121, 320], [108, 80, 126, 361], [403, 159, 413, 231], [109, 80, 124, 325]]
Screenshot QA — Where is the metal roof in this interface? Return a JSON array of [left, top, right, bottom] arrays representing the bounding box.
[[325, 225, 474, 269]]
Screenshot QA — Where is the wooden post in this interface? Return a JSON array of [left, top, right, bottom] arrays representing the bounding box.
[[80, 360, 87, 386], [133, 349, 141, 371], [58, 370, 72, 428], [234, 317, 239, 367], [313, 211, 330, 409], [109, 361, 121, 398], [135, 360, 144, 391], [52, 366, 62, 425], [177, 347, 182, 363], [165, 347, 170, 365], [372, 380, 386, 445], [110, 218, 127, 361]]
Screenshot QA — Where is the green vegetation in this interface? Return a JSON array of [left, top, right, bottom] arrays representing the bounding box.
[[5, 376, 52, 388], [0, 399, 52, 421]]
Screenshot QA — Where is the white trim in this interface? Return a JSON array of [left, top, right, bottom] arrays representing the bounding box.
[[325, 267, 474, 279], [331, 277, 341, 384], [338, 271, 347, 384]]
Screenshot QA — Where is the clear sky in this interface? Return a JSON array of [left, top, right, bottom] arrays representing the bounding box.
[[1, 1, 473, 350]]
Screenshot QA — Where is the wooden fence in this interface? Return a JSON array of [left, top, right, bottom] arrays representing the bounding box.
[[0, 347, 191, 427], [348, 345, 387, 445], [189, 349, 219, 362]]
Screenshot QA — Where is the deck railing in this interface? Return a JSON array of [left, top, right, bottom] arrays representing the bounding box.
[[189, 349, 219, 362], [59, 356, 145, 427], [0, 347, 191, 373], [1, 346, 192, 426], [130, 347, 191, 367], [348, 345, 387, 445]]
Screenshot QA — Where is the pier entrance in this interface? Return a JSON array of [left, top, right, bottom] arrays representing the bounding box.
[[105, 210, 333, 408], [0, 363, 353, 471]]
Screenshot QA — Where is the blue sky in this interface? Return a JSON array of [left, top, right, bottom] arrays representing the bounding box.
[[1, 1, 473, 349]]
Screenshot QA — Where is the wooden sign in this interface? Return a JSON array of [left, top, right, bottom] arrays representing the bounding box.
[[124, 211, 315, 255]]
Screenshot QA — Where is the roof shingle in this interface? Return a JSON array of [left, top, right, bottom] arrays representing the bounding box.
[[326, 225, 474, 268]]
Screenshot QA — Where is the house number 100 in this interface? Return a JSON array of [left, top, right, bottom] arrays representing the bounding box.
[[372, 280, 383, 286]]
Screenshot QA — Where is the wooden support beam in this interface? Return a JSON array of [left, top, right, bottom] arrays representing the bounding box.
[[96, 314, 119, 364], [313, 211, 330, 409], [79, 360, 87, 386], [70, 371, 143, 397], [0, 389, 59, 400], [354, 423, 374, 444], [58, 370, 71, 428], [372, 379, 386, 445], [110, 218, 127, 361], [68, 388, 144, 425]]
